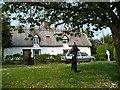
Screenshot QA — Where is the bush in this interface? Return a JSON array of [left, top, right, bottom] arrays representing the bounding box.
[[54, 54, 61, 63], [2, 55, 13, 65], [35, 54, 50, 64], [113, 47, 117, 63], [3, 54, 24, 65], [93, 54, 106, 61], [96, 45, 107, 55], [13, 60, 24, 65], [4, 55, 13, 60], [3, 53, 62, 65], [107, 45, 114, 61], [94, 45, 107, 61], [35, 54, 62, 64], [13, 53, 22, 60], [2, 60, 14, 65], [93, 44, 115, 61]]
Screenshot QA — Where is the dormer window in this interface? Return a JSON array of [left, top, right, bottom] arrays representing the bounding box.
[[63, 40, 67, 43], [33, 35, 39, 44], [63, 36, 69, 43]]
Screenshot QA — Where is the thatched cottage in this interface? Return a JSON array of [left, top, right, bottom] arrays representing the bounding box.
[[4, 29, 92, 63]]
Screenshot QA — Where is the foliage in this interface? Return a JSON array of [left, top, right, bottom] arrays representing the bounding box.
[[100, 34, 115, 60], [107, 44, 114, 61], [91, 45, 97, 54], [2, 62, 120, 88], [34, 54, 61, 64], [96, 45, 107, 55], [101, 34, 113, 46], [12, 53, 23, 60], [93, 54, 106, 61], [4, 55, 13, 60], [3, 54, 25, 65], [90, 39, 103, 55], [2, 15, 12, 48], [93, 43, 115, 61], [95, 45, 107, 61], [54, 54, 61, 63], [13, 60, 24, 65], [113, 47, 117, 63], [35, 54, 50, 64], [2, 2, 120, 37], [2, 60, 13, 65], [3, 53, 61, 65]]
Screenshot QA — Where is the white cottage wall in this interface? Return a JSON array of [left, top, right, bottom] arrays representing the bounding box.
[[4, 46, 91, 57], [40, 47, 63, 55], [4, 47, 23, 56], [78, 47, 91, 56], [4, 47, 40, 58]]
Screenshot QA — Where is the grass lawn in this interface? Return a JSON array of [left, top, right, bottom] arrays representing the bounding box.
[[2, 61, 120, 88]]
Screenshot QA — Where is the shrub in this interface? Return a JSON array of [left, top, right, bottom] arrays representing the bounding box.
[[3, 54, 24, 65], [96, 45, 107, 55], [22, 55, 30, 65], [2, 55, 13, 65], [4, 55, 13, 60], [34, 54, 62, 64], [95, 45, 108, 61], [49, 55, 55, 63], [35, 54, 50, 64], [107, 45, 114, 61], [113, 47, 117, 63], [13, 53, 22, 60], [93, 53, 106, 61], [54, 54, 61, 63], [13, 60, 24, 65], [2, 60, 14, 65]]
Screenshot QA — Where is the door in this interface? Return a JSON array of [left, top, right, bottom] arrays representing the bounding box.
[[23, 49, 33, 65]]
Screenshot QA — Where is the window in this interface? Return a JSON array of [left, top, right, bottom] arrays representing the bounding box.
[[63, 49, 68, 55], [62, 36, 69, 43], [33, 50, 41, 56], [33, 35, 39, 44], [63, 40, 67, 43], [81, 52, 88, 56]]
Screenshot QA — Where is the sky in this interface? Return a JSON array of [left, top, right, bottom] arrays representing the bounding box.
[[92, 27, 112, 40]]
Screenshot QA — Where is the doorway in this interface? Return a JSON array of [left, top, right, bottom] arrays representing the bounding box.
[[23, 49, 33, 65]]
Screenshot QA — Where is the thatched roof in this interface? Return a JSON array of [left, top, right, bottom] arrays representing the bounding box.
[[11, 30, 92, 47]]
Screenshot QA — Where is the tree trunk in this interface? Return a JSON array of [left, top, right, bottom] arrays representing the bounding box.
[[111, 25, 120, 75], [2, 47, 4, 61]]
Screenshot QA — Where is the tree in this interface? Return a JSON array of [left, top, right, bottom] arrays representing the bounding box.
[[2, 15, 12, 49], [90, 39, 103, 54], [2, 2, 120, 74], [2, 14, 12, 60], [100, 34, 115, 60], [100, 34, 113, 46], [96, 45, 107, 60]]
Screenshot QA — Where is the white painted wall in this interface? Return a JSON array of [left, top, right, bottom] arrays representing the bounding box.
[[40, 47, 63, 55], [4, 47, 23, 56], [4, 46, 91, 57], [78, 47, 91, 56]]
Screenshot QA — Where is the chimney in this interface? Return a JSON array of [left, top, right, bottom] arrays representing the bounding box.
[[43, 21, 51, 30]]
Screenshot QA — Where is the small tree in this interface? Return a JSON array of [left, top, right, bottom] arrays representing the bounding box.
[[96, 45, 107, 60], [113, 47, 117, 63]]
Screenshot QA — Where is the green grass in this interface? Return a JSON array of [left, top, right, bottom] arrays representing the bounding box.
[[2, 61, 120, 88]]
